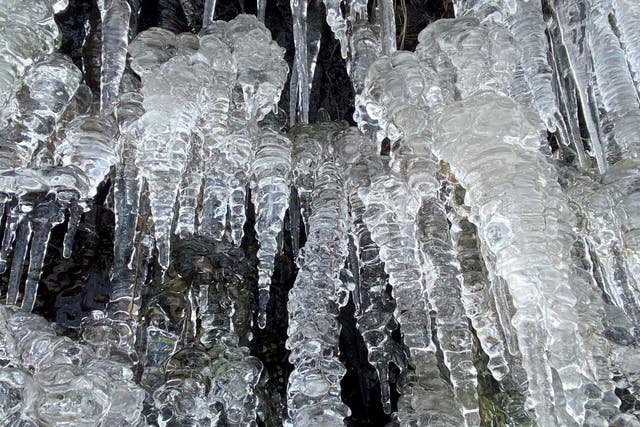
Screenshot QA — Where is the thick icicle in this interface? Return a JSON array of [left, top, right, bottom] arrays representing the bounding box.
[[434, 91, 589, 427], [547, 0, 607, 171], [612, 0, 640, 97], [290, 122, 347, 237], [97, 0, 131, 114], [226, 15, 288, 122], [587, 0, 640, 165], [352, 141, 462, 424], [251, 128, 292, 328], [0, 54, 81, 172], [286, 161, 351, 426], [0, 0, 63, 122], [356, 50, 479, 426], [334, 127, 406, 415], [129, 30, 206, 272], [0, 305, 145, 425], [378, 0, 396, 55], [347, 23, 381, 94], [448, 200, 510, 381]]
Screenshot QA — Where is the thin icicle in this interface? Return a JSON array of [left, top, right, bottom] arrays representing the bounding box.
[[21, 200, 65, 311], [251, 128, 292, 328], [61, 196, 83, 259], [0, 201, 20, 274], [6, 218, 32, 306], [290, 0, 309, 124]]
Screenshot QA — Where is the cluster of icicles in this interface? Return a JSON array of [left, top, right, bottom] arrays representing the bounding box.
[[1, 0, 640, 425]]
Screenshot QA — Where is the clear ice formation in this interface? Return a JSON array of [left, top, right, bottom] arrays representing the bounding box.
[[3, 0, 640, 426]]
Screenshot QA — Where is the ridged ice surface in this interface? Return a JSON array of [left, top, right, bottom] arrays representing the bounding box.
[[0, 305, 145, 425], [286, 162, 350, 426], [251, 128, 292, 328], [4, 0, 640, 426]]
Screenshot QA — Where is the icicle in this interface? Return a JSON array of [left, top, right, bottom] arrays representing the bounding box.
[[193, 255, 263, 426], [565, 167, 640, 329], [347, 22, 381, 94], [251, 128, 292, 328], [612, 0, 640, 97], [378, 0, 396, 55], [0, 200, 20, 274], [176, 131, 203, 238], [0, 0, 62, 121], [104, 77, 145, 350], [290, 122, 346, 235], [0, 55, 81, 171], [61, 195, 83, 259], [97, 0, 131, 114], [349, 0, 367, 23], [180, 0, 202, 30], [335, 128, 405, 415], [548, 0, 607, 172], [322, 0, 349, 58], [434, 91, 589, 427], [286, 161, 351, 425], [129, 30, 209, 272], [257, 0, 266, 22], [55, 115, 117, 201], [448, 205, 510, 381], [203, 0, 216, 28], [290, 0, 309, 124], [587, 0, 640, 164], [6, 217, 33, 306], [357, 49, 479, 425], [227, 15, 288, 122], [501, 0, 569, 141], [198, 160, 230, 241], [21, 200, 65, 311]]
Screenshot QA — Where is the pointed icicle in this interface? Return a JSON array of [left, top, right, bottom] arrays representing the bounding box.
[[286, 161, 351, 425], [176, 130, 203, 238], [97, 0, 131, 114], [6, 217, 32, 306], [612, 0, 640, 97], [251, 128, 292, 328], [21, 201, 64, 311], [62, 197, 83, 259], [335, 128, 406, 415], [322, 0, 349, 58], [547, 0, 608, 172], [0, 202, 21, 275], [448, 202, 510, 381]]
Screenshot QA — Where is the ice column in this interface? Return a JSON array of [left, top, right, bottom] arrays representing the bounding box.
[[286, 162, 351, 426]]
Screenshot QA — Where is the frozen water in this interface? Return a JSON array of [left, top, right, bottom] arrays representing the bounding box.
[[2, 0, 640, 426]]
